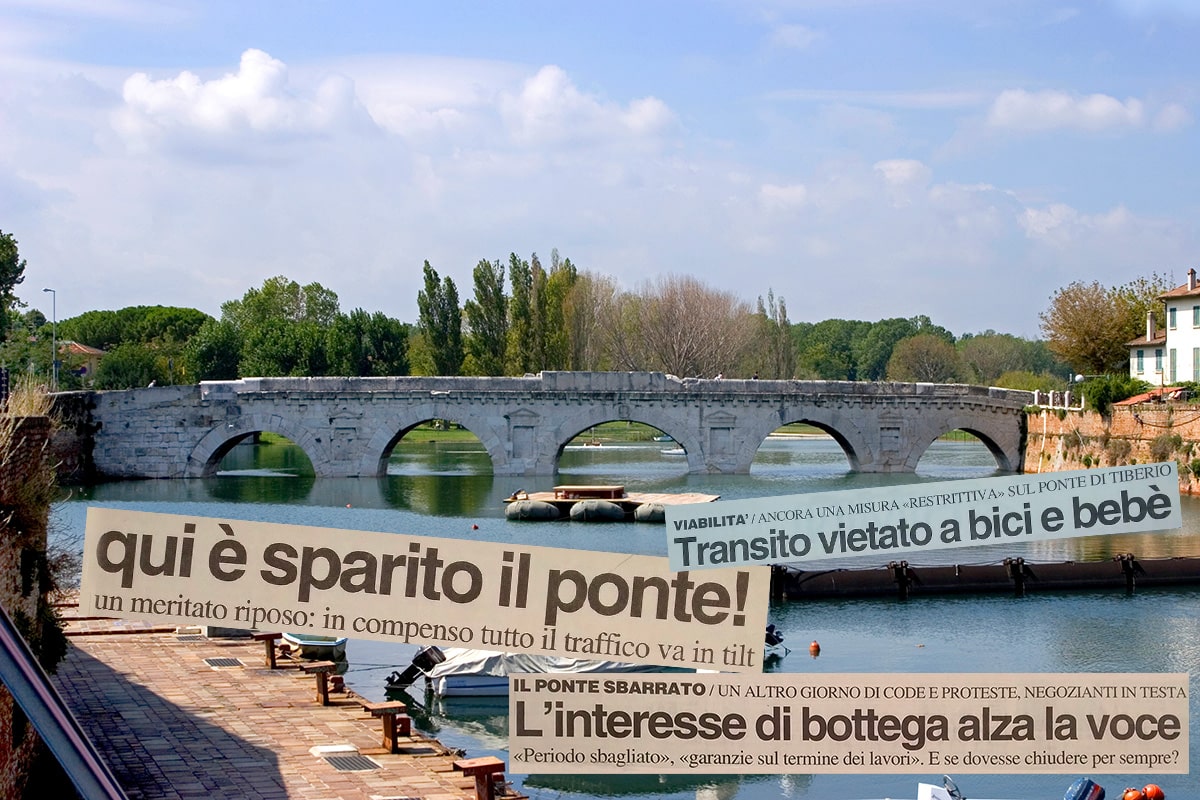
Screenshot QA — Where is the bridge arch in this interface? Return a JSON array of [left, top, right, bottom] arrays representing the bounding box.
[[551, 408, 705, 473], [729, 411, 873, 474], [357, 403, 511, 477], [907, 413, 1023, 473], [187, 414, 327, 478]]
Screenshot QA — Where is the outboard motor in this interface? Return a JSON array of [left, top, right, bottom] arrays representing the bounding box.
[[1063, 777, 1106, 800], [386, 646, 447, 690]]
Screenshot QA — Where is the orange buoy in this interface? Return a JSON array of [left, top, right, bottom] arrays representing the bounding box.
[[808, 640, 821, 656], [345, 504, 351, 508], [1123, 789, 1146, 800], [1142, 785, 1165, 800], [472, 524, 479, 529]]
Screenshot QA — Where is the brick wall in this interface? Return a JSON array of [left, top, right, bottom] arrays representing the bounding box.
[[1025, 402, 1200, 494]]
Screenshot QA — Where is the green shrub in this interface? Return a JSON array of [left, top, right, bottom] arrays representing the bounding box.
[[1076, 375, 1151, 415]]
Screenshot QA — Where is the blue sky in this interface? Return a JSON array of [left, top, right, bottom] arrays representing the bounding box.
[[1, 0, 1197, 338]]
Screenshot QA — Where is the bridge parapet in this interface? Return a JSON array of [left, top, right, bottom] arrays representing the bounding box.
[[199, 373, 1032, 404]]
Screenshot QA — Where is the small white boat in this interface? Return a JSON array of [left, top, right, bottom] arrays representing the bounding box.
[[281, 632, 348, 661], [661, 447, 686, 456], [387, 623, 789, 697], [393, 648, 684, 697]]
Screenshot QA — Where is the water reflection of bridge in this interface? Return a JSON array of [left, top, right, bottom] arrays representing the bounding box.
[[74, 371, 1031, 479]]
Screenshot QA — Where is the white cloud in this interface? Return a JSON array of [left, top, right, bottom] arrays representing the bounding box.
[[498, 65, 675, 146], [874, 159, 931, 187], [112, 49, 368, 152], [1154, 102, 1192, 131], [874, 158, 932, 208], [1019, 203, 1137, 247], [986, 89, 1145, 131]]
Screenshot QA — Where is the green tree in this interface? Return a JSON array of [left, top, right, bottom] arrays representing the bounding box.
[[221, 276, 339, 377], [462, 259, 508, 376], [958, 331, 1042, 385], [853, 317, 954, 381], [1039, 275, 1171, 375], [327, 309, 410, 376], [505, 253, 533, 374], [93, 342, 167, 389], [0, 230, 27, 345], [793, 319, 870, 379], [59, 310, 124, 351], [746, 289, 794, 379], [238, 317, 327, 377], [1074, 374, 1150, 415], [853, 318, 915, 380], [60, 306, 211, 385], [886, 334, 963, 382], [184, 319, 242, 381], [61, 306, 211, 350], [223, 276, 339, 330], [414, 261, 463, 376], [541, 249, 577, 370]]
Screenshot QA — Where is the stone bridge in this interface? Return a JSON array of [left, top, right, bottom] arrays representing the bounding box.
[[74, 372, 1031, 479]]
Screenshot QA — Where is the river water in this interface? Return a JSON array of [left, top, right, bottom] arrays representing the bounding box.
[[52, 436, 1200, 800]]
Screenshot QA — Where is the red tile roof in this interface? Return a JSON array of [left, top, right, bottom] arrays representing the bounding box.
[[59, 341, 105, 356]]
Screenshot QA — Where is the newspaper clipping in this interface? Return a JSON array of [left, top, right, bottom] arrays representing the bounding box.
[[509, 672, 1188, 774], [665, 463, 1181, 571], [79, 508, 771, 672]]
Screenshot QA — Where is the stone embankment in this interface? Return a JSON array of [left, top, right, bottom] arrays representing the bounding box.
[[1025, 402, 1200, 495]]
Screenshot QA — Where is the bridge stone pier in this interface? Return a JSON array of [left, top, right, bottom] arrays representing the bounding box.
[[78, 372, 1031, 479]]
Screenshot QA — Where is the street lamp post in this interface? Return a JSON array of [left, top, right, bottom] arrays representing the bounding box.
[[42, 288, 56, 391]]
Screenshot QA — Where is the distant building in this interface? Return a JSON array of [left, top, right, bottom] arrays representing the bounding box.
[[1127, 268, 1200, 384], [60, 340, 105, 383]]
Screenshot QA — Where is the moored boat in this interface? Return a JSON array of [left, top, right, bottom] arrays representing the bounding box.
[[281, 632, 348, 661], [385, 622, 788, 697], [387, 647, 687, 697]]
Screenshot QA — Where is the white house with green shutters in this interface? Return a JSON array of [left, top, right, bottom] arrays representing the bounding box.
[[1128, 268, 1200, 385]]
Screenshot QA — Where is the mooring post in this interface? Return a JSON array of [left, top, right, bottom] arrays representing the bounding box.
[[889, 560, 911, 600], [1116, 552, 1141, 594], [1005, 557, 1026, 597], [770, 564, 786, 602]]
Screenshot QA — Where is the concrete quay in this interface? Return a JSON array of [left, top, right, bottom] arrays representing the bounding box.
[[52, 611, 518, 800]]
